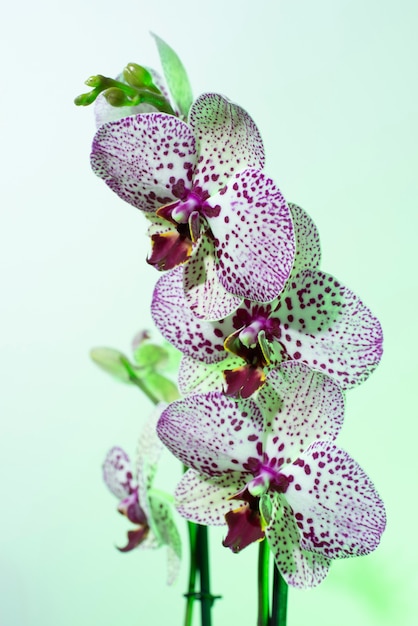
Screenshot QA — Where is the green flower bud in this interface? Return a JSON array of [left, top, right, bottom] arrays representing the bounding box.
[[103, 87, 135, 107], [123, 63, 158, 91]]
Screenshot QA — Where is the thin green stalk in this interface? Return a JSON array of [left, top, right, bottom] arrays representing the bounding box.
[[122, 357, 160, 405], [184, 522, 198, 626], [270, 564, 288, 626], [257, 540, 270, 626], [196, 524, 213, 626]]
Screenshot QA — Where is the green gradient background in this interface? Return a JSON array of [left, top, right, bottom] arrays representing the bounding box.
[[1, 1, 417, 624]]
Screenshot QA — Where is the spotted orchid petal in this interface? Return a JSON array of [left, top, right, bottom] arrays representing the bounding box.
[[183, 235, 243, 320], [175, 469, 244, 525], [148, 492, 182, 585], [151, 266, 234, 363], [205, 169, 295, 302], [265, 495, 331, 588], [178, 354, 243, 395], [258, 362, 344, 462], [281, 441, 386, 559], [118, 527, 150, 553], [136, 403, 167, 520], [288, 203, 321, 273], [91, 113, 196, 212], [272, 269, 383, 389], [102, 446, 136, 500], [189, 93, 265, 195], [157, 392, 264, 476]]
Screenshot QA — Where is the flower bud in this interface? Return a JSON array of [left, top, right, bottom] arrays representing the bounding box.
[[123, 63, 156, 90], [103, 87, 134, 107]]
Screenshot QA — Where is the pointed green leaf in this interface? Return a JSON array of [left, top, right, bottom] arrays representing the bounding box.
[[151, 33, 193, 118], [133, 342, 170, 369], [90, 347, 141, 383], [143, 371, 180, 403]]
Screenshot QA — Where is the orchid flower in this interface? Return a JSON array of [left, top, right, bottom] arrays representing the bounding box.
[[157, 362, 386, 588], [152, 203, 383, 397], [102, 404, 181, 584], [91, 93, 295, 320]]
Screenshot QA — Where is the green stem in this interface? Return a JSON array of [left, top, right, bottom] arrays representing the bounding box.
[[184, 522, 198, 626], [270, 565, 288, 626], [129, 374, 160, 404], [121, 357, 160, 405], [257, 540, 270, 626], [196, 525, 213, 626]]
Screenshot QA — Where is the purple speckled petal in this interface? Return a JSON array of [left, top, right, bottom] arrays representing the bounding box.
[[258, 362, 344, 463], [206, 169, 295, 302], [183, 235, 243, 320], [148, 492, 182, 585], [151, 266, 234, 363], [102, 447, 136, 500], [272, 269, 383, 389], [178, 354, 244, 395], [157, 392, 263, 476], [265, 495, 331, 588], [189, 93, 265, 195], [175, 469, 244, 525], [288, 203, 321, 274], [136, 404, 166, 521], [117, 526, 149, 552], [91, 113, 196, 212], [282, 441, 386, 559]]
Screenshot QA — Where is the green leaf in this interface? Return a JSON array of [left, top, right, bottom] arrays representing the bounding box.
[[90, 347, 141, 383], [132, 342, 169, 369], [151, 33, 193, 119], [143, 371, 180, 403]]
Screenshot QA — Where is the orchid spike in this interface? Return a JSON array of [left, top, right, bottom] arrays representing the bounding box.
[[157, 362, 386, 588], [94, 67, 173, 128], [102, 404, 181, 584], [152, 203, 382, 396], [91, 93, 295, 319]]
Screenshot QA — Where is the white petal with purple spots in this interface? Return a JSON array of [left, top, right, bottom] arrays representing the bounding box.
[[272, 269, 384, 389], [183, 235, 243, 320], [258, 362, 344, 463], [148, 491, 182, 585], [175, 469, 243, 525], [151, 266, 234, 363], [102, 447, 135, 500], [282, 441, 386, 559], [136, 403, 167, 520], [190, 93, 265, 195], [91, 113, 197, 212], [288, 203, 321, 274], [265, 495, 331, 588], [206, 169, 295, 302], [157, 392, 264, 476]]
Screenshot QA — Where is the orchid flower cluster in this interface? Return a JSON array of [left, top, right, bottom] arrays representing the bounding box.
[[77, 35, 386, 624]]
